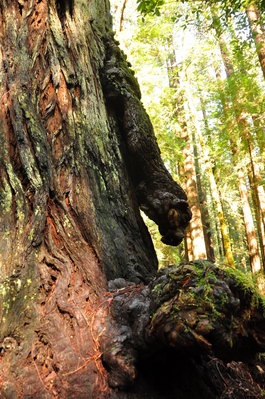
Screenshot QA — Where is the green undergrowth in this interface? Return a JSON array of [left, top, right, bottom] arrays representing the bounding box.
[[191, 261, 265, 315], [224, 266, 265, 313]]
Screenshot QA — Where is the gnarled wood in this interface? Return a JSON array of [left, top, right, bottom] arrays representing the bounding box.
[[0, 1, 191, 398], [94, 261, 265, 397]]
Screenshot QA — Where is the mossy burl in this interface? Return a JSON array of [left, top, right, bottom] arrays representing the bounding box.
[[102, 34, 141, 100], [151, 260, 265, 326]]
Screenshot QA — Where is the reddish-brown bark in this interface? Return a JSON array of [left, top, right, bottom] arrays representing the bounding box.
[[246, 2, 265, 80], [0, 2, 265, 399], [0, 1, 191, 398]]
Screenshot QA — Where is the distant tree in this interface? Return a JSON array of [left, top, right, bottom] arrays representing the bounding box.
[[246, 1, 265, 79], [215, 25, 263, 274]]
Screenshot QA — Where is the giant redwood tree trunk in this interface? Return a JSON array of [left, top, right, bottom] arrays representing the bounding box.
[[1, 2, 265, 399], [0, 1, 192, 397]]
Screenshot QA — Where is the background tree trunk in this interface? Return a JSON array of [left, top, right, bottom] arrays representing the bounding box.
[[208, 164, 235, 268], [247, 161, 265, 267], [182, 65, 207, 260], [183, 138, 207, 260], [246, 2, 265, 80], [238, 169, 262, 274], [214, 27, 262, 273]]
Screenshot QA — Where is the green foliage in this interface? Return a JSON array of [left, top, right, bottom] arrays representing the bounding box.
[[114, 0, 265, 276], [137, 0, 164, 17], [224, 266, 265, 311], [136, 0, 265, 19], [143, 213, 184, 267]]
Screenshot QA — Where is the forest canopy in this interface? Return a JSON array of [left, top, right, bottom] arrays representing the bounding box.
[[136, 0, 265, 18]]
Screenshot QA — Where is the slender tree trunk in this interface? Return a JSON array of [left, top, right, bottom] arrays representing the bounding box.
[[183, 138, 207, 260], [234, 117, 262, 274], [207, 161, 235, 268], [199, 95, 216, 262], [113, 0, 128, 33], [247, 162, 265, 268], [246, 2, 265, 80], [179, 163, 194, 261], [192, 132, 215, 261], [216, 221, 224, 257], [193, 90, 230, 265], [163, 36, 206, 260], [238, 169, 262, 274], [196, 57, 234, 265], [218, 35, 234, 78], [200, 199, 215, 261], [249, 151, 265, 232], [182, 69, 207, 260], [215, 28, 262, 273], [184, 219, 194, 261], [247, 139, 265, 267]]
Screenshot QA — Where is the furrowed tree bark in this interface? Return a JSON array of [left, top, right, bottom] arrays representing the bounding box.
[[1, 2, 265, 399], [0, 1, 192, 398]]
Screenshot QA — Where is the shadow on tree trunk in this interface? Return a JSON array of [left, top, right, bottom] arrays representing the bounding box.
[[93, 261, 265, 398]]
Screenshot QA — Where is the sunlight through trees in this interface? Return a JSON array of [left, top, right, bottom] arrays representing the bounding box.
[[112, 0, 265, 284]]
